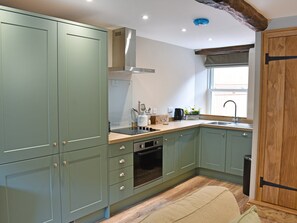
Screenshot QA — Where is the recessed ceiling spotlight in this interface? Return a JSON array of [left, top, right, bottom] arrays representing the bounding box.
[[208, 38, 213, 41], [181, 28, 187, 32], [86, 0, 93, 2], [142, 15, 149, 20]]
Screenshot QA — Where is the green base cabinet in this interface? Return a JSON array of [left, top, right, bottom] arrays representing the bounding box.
[[163, 129, 196, 182], [0, 155, 61, 223], [200, 128, 226, 172], [226, 130, 252, 176], [200, 127, 252, 177]]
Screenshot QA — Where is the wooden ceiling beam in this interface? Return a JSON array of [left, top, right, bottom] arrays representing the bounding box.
[[195, 44, 254, 55], [195, 0, 268, 31]]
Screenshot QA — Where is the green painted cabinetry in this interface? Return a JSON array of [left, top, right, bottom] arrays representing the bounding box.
[[200, 127, 252, 176], [0, 155, 61, 223], [60, 146, 108, 222], [163, 129, 196, 182], [226, 130, 252, 176], [58, 23, 107, 152], [200, 128, 226, 172], [0, 10, 58, 164]]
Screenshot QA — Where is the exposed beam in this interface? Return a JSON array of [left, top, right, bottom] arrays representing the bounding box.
[[195, 44, 254, 55], [195, 0, 268, 31]]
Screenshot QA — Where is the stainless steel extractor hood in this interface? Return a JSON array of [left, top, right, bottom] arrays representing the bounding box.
[[108, 28, 155, 74]]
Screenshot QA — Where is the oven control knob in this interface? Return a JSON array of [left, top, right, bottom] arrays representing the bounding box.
[[155, 141, 159, 145], [140, 144, 144, 149]]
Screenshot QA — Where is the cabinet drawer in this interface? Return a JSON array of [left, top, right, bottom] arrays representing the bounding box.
[[109, 165, 133, 185], [109, 153, 133, 171], [108, 141, 133, 157], [109, 179, 133, 204]]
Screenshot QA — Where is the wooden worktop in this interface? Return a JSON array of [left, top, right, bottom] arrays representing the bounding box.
[[109, 120, 253, 144]]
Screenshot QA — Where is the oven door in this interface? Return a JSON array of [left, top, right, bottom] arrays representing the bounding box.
[[134, 146, 162, 187]]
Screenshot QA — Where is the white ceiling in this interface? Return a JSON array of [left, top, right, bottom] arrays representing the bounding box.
[[1, 0, 297, 50]]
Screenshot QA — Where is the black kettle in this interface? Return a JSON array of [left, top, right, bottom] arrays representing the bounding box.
[[174, 108, 184, 120]]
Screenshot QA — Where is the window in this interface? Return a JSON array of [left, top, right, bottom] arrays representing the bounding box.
[[208, 66, 249, 117]]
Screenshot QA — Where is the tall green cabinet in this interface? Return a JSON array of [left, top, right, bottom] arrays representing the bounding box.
[[0, 6, 108, 223]]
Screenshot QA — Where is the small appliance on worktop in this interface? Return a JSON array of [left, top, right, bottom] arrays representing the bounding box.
[[111, 126, 159, 135]]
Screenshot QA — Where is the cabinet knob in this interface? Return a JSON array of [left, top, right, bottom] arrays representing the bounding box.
[[53, 142, 57, 147], [119, 145, 125, 150], [53, 163, 58, 168], [119, 186, 125, 191], [63, 161, 67, 166], [119, 172, 125, 177], [242, 133, 248, 137], [62, 141, 67, 145], [119, 159, 125, 164], [164, 138, 168, 142], [180, 134, 183, 137]]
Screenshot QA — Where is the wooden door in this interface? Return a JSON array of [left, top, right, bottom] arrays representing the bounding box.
[[258, 28, 297, 210], [0, 155, 61, 223], [60, 146, 108, 222], [58, 23, 108, 152], [200, 127, 226, 172], [0, 10, 58, 164]]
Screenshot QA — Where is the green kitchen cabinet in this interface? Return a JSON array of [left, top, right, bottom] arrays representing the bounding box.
[[226, 130, 252, 176], [200, 127, 226, 172], [163, 132, 179, 181], [177, 129, 196, 174], [163, 129, 196, 181], [60, 146, 108, 222], [0, 155, 61, 223], [0, 10, 58, 164], [58, 22, 108, 153]]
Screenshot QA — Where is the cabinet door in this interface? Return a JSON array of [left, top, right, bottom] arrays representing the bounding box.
[[0, 155, 61, 223], [58, 23, 108, 152], [200, 128, 226, 172], [60, 146, 108, 222], [226, 130, 252, 176], [163, 133, 178, 181], [0, 10, 58, 164], [177, 129, 196, 174]]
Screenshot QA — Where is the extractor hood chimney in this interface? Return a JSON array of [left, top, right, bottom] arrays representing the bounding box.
[[108, 27, 155, 74]]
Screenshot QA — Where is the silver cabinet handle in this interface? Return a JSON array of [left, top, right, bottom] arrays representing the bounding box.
[[53, 163, 58, 168], [119, 145, 125, 150], [63, 161, 67, 166], [242, 133, 248, 137], [62, 141, 67, 145], [119, 186, 125, 191], [119, 159, 125, 164], [53, 142, 57, 147], [119, 172, 125, 177]]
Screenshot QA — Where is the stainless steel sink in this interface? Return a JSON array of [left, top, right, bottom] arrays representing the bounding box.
[[207, 121, 232, 125]]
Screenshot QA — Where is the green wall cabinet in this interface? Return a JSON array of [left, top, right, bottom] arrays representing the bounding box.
[[226, 130, 252, 176], [58, 23, 107, 152], [200, 128, 226, 172], [0, 10, 58, 164], [200, 127, 252, 176], [0, 155, 61, 223], [163, 129, 196, 182]]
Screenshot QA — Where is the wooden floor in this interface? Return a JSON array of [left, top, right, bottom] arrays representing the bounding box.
[[101, 176, 297, 223]]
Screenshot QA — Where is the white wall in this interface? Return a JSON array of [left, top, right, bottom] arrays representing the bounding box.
[[132, 37, 196, 115], [249, 15, 297, 199], [194, 55, 208, 113]]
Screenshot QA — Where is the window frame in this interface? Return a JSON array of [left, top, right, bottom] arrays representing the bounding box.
[[207, 66, 249, 117]]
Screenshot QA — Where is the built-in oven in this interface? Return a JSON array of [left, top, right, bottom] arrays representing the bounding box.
[[133, 137, 163, 188]]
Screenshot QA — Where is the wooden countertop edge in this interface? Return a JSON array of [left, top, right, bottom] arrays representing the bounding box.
[[109, 121, 253, 145]]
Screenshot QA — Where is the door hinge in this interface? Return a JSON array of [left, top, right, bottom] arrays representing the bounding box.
[[265, 53, 297, 64], [260, 177, 297, 192]]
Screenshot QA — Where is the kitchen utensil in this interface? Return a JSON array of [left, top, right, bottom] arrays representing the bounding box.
[[174, 108, 184, 120]]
